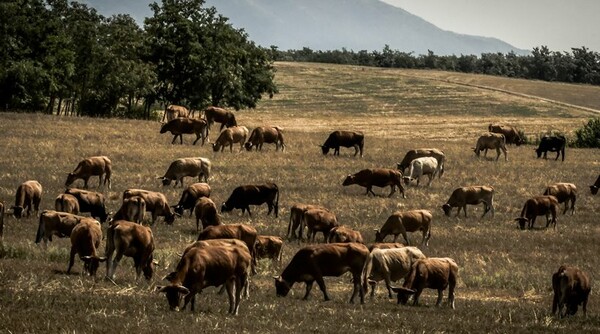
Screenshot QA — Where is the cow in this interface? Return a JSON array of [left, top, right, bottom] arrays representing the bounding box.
[[590, 174, 600, 195], [473, 132, 507, 161], [342, 168, 405, 198], [514, 195, 559, 230], [65, 156, 112, 189], [12, 180, 42, 219], [536, 135, 566, 161], [35, 210, 93, 248], [105, 220, 156, 281], [196, 224, 258, 270], [194, 197, 221, 232], [287, 203, 328, 240], [64, 188, 109, 223], [320, 130, 364, 157], [300, 208, 338, 242], [361, 246, 426, 298], [158, 157, 211, 187], [162, 104, 190, 123], [374, 210, 432, 246], [396, 148, 445, 177], [160, 117, 208, 145], [123, 189, 177, 225], [172, 183, 211, 217], [543, 183, 576, 215], [55, 193, 80, 215], [0, 201, 4, 240], [488, 123, 524, 146], [67, 219, 106, 276], [221, 183, 279, 217], [204, 106, 237, 134], [255, 235, 284, 264], [274, 243, 369, 304], [244, 126, 286, 152], [327, 225, 363, 244], [367, 242, 405, 252], [112, 196, 146, 224], [402, 157, 439, 187], [157, 244, 251, 315], [552, 265, 591, 318], [442, 186, 495, 218], [212, 126, 249, 152]]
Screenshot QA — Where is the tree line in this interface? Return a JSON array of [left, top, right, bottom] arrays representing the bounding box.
[[0, 0, 278, 119]]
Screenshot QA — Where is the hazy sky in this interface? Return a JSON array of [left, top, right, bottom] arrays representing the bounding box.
[[382, 0, 600, 52]]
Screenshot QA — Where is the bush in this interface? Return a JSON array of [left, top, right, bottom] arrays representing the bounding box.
[[573, 118, 600, 148]]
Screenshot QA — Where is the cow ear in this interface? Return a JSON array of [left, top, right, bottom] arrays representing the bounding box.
[[156, 285, 168, 293], [98, 257, 107, 262], [272, 275, 280, 280]]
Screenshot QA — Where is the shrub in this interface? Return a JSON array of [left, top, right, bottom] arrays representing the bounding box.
[[573, 118, 600, 148]]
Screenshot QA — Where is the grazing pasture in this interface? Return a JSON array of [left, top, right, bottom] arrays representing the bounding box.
[[0, 62, 599, 332]]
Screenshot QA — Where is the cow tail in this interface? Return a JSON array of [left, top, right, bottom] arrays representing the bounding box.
[[287, 210, 293, 239], [274, 185, 279, 218], [520, 201, 528, 219], [35, 213, 44, 244], [361, 252, 374, 295]]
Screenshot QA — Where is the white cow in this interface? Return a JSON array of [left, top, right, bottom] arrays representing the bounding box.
[[402, 157, 439, 187]]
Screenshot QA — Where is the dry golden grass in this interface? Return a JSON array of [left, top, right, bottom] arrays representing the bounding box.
[[1, 62, 600, 333]]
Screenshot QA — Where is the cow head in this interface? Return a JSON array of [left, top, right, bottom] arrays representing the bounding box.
[[273, 276, 291, 297], [65, 173, 77, 187], [142, 257, 157, 280], [164, 212, 178, 225], [11, 206, 24, 219], [157, 176, 172, 187], [441, 204, 452, 217], [402, 176, 413, 186], [590, 185, 599, 195], [391, 286, 415, 305], [81, 255, 107, 276], [159, 123, 169, 134], [221, 202, 232, 213], [342, 175, 355, 186], [320, 145, 330, 155], [514, 218, 528, 230], [211, 143, 221, 152], [244, 142, 253, 151], [373, 229, 384, 243], [156, 284, 190, 311], [172, 205, 185, 216]]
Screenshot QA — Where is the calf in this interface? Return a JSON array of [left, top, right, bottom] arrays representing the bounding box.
[[473, 132, 507, 161], [65, 156, 112, 189], [244, 126, 286, 152], [221, 183, 279, 217], [488, 123, 524, 145], [543, 183, 576, 215], [514, 195, 559, 230], [590, 174, 600, 195], [321, 130, 365, 157], [123, 189, 177, 225], [158, 157, 211, 187], [67, 219, 106, 276], [160, 117, 208, 145], [375, 210, 432, 246], [35, 210, 93, 247], [55, 193, 80, 215], [300, 208, 338, 242], [287, 203, 328, 240], [12, 180, 43, 218], [402, 157, 439, 187], [274, 243, 369, 303], [64, 188, 109, 223], [343, 168, 405, 198], [536, 135, 566, 161], [442, 186, 495, 218], [552, 265, 591, 318], [173, 182, 211, 217], [391, 257, 459, 309], [397, 148, 445, 177], [212, 126, 249, 152], [105, 220, 155, 280], [327, 225, 363, 244], [362, 246, 426, 298], [194, 197, 221, 232], [255, 235, 284, 264]]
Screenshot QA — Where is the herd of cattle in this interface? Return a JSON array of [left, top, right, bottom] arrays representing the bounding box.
[[0, 108, 595, 317]]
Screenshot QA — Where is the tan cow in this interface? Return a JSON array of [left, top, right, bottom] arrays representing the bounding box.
[[173, 183, 211, 217], [123, 189, 177, 225], [35, 210, 94, 248], [543, 183, 576, 215], [55, 193, 80, 215], [442, 186, 495, 218], [196, 224, 258, 270], [300, 208, 338, 242], [105, 220, 155, 280], [287, 203, 328, 240], [212, 126, 249, 152], [488, 123, 524, 145], [65, 156, 112, 189], [342, 168, 405, 198], [160, 118, 208, 145], [514, 195, 559, 230], [112, 196, 146, 224], [158, 157, 211, 186], [162, 104, 190, 122], [473, 132, 507, 161], [67, 219, 106, 276], [244, 126, 286, 152], [12, 180, 43, 218], [374, 210, 432, 246], [255, 235, 284, 264], [204, 106, 237, 134], [327, 225, 364, 244]]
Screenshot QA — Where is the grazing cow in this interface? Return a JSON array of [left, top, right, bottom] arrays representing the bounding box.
[[367, 242, 405, 252], [123, 189, 177, 225], [442, 186, 495, 218], [287, 203, 328, 240], [473, 132, 507, 161], [391, 257, 459, 309], [552, 265, 591, 318], [221, 183, 279, 217], [327, 225, 363, 244], [342, 168, 405, 198], [160, 117, 208, 145], [55, 193, 80, 215], [12, 180, 43, 218], [162, 104, 189, 123], [157, 244, 251, 315], [204, 106, 237, 133], [397, 148, 445, 177], [35, 210, 93, 247], [158, 157, 211, 187], [274, 243, 369, 303], [212, 126, 249, 152], [105, 220, 155, 280], [244, 126, 286, 152], [67, 219, 106, 276], [375, 210, 433, 246], [488, 123, 524, 145], [0, 201, 4, 240], [113, 196, 146, 224], [543, 183, 576, 215], [536, 135, 566, 161], [514, 195, 559, 230], [362, 246, 426, 298], [300, 208, 338, 242], [590, 174, 600, 195], [194, 197, 221, 232], [64, 188, 109, 223], [196, 224, 258, 268], [65, 156, 112, 189], [255, 235, 284, 264], [402, 157, 439, 187], [321, 130, 364, 157], [173, 183, 211, 217]]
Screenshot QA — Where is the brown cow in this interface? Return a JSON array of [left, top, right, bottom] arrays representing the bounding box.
[[162, 104, 190, 122], [552, 265, 591, 318], [64, 188, 109, 223], [367, 242, 405, 252], [590, 174, 600, 195], [12, 180, 43, 218], [160, 117, 208, 145], [274, 243, 369, 304], [255, 235, 284, 264], [300, 208, 338, 242], [514, 195, 559, 230], [342, 168, 405, 198], [543, 183, 576, 215], [391, 257, 459, 309], [442, 186, 495, 218], [287, 203, 328, 240], [65, 156, 112, 189], [196, 224, 258, 270], [321, 130, 365, 157], [244, 126, 286, 152], [194, 197, 221, 232], [55, 193, 80, 215], [113, 196, 146, 224], [173, 183, 211, 217], [221, 183, 279, 217], [397, 148, 445, 177], [123, 189, 177, 225], [327, 225, 364, 244], [374, 210, 432, 246], [67, 219, 106, 276], [35, 210, 94, 248], [204, 106, 237, 134], [212, 126, 249, 152], [105, 220, 155, 280], [488, 123, 524, 145], [158, 157, 211, 186], [473, 132, 507, 161]]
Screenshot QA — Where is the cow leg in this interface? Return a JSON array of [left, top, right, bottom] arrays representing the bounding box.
[[233, 276, 244, 315], [353, 145, 359, 156], [183, 292, 196, 312], [436, 289, 444, 307], [303, 281, 314, 300], [315, 276, 331, 301], [267, 202, 273, 215], [462, 206, 467, 217], [384, 272, 394, 299], [98, 175, 103, 188], [555, 150, 560, 161], [350, 273, 364, 304], [246, 206, 252, 217], [388, 185, 396, 198], [401, 231, 410, 246], [369, 281, 377, 298], [193, 134, 200, 145], [67, 247, 77, 274], [495, 147, 500, 161], [83, 177, 90, 189], [226, 278, 235, 314], [368, 186, 377, 197]]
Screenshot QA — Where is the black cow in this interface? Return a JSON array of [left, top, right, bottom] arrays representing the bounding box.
[[536, 135, 566, 161], [321, 131, 364, 157], [589, 174, 600, 195], [221, 183, 279, 217]]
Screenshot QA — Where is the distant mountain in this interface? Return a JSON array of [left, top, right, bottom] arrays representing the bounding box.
[[78, 0, 528, 56]]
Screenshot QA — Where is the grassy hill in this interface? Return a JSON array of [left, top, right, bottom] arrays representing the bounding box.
[[0, 63, 599, 332]]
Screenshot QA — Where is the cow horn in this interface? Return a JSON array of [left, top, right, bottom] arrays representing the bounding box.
[[152, 260, 159, 265], [272, 275, 280, 280]]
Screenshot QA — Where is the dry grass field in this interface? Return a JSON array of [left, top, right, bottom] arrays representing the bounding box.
[[1, 61, 599, 333]]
